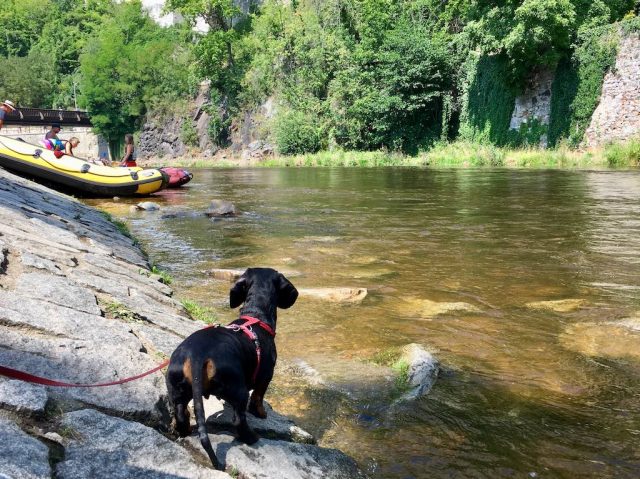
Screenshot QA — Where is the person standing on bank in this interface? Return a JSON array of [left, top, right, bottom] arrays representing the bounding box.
[[0, 100, 16, 131], [119, 134, 137, 167]]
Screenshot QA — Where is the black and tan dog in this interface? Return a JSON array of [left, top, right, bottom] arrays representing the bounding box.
[[166, 268, 298, 470]]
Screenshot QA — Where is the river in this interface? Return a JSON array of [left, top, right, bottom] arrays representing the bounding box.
[[87, 168, 640, 479]]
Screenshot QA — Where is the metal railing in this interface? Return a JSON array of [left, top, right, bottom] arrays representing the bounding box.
[[4, 108, 92, 127]]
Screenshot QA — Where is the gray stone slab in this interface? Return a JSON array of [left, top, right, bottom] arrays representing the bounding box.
[[57, 409, 229, 479], [0, 379, 48, 415], [20, 252, 65, 275], [184, 433, 366, 479], [0, 293, 139, 348], [16, 272, 100, 315], [206, 401, 315, 444], [0, 417, 51, 479], [0, 330, 165, 417]]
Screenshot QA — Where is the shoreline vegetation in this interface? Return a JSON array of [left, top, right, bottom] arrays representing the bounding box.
[[142, 138, 640, 169]]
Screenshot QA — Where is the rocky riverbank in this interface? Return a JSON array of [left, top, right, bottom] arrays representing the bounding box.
[[0, 168, 366, 478]]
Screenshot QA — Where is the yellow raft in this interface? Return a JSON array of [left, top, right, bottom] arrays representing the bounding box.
[[0, 135, 167, 197]]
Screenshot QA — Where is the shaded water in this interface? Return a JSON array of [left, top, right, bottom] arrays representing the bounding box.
[[88, 169, 640, 478]]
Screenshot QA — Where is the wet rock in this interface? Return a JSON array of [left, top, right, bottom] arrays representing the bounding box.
[[134, 201, 160, 211], [56, 409, 227, 479], [399, 297, 480, 319], [525, 299, 586, 313], [0, 379, 48, 415], [161, 210, 204, 219], [397, 343, 439, 400], [0, 417, 51, 479], [206, 267, 302, 281], [206, 200, 238, 217], [206, 268, 245, 281], [206, 400, 316, 444], [184, 433, 366, 479], [298, 287, 368, 304]]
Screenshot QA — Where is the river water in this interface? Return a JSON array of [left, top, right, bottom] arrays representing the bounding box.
[[89, 168, 640, 479]]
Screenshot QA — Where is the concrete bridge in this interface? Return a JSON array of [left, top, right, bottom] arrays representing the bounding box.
[[1, 108, 109, 161]]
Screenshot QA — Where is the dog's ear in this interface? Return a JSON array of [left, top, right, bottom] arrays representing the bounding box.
[[230, 276, 248, 308], [277, 273, 298, 309]]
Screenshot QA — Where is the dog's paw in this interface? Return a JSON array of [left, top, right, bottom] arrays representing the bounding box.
[[248, 402, 267, 419], [239, 429, 260, 445]]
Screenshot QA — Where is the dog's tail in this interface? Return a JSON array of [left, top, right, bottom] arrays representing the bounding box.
[[191, 358, 220, 470]]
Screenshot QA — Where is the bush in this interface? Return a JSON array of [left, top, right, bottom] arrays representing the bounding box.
[[180, 119, 199, 147], [605, 138, 640, 167], [274, 110, 322, 155]]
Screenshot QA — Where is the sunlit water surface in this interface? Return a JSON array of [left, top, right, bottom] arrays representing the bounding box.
[[87, 168, 640, 479]]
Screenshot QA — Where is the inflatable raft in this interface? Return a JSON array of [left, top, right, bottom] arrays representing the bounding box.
[[0, 135, 167, 197], [160, 167, 193, 188]]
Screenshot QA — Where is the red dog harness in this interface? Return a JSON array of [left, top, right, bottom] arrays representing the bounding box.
[[219, 315, 275, 383]]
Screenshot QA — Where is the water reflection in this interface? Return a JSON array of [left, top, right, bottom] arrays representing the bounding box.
[[86, 168, 640, 478]]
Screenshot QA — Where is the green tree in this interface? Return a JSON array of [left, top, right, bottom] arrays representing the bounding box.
[[79, 1, 195, 140], [0, 51, 57, 107], [0, 0, 52, 57]]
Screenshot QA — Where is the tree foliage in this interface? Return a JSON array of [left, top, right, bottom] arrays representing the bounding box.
[[2, 0, 637, 149], [79, 1, 196, 139]]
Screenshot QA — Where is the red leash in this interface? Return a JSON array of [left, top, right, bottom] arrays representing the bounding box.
[[0, 360, 169, 388], [0, 315, 275, 388]]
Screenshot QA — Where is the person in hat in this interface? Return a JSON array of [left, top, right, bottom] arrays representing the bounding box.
[[44, 124, 64, 156], [0, 100, 16, 131]]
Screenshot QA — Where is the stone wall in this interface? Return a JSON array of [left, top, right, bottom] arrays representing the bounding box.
[[1, 125, 108, 161], [509, 68, 555, 147], [585, 34, 640, 147]]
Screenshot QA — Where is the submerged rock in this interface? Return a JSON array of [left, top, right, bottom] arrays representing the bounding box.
[[560, 315, 640, 360], [525, 299, 586, 313], [298, 287, 368, 304], [206, 268, 245, 281], [206, 200, 238, 217], [399, 297, 480, 319]]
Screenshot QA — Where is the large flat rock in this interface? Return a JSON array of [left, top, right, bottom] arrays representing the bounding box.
[[57, 409, 229, 479], [0, 379, 48, 415], [183, 433, 367, 479], [0, 417, 51, 479]]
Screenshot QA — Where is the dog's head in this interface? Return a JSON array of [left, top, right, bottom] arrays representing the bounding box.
[[230, 268, 298, 310]]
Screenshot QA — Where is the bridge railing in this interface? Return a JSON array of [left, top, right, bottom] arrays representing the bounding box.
[[4, 108, 92, 127]]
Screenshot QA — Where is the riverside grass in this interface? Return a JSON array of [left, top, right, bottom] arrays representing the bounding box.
[[147, 138, 640, 169]]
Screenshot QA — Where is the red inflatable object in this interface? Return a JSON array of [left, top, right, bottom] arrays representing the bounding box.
[[160, 167, 193, 188]]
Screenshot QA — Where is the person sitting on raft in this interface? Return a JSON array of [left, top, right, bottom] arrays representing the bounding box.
[[65, 137, 80, 157], [44, 124, 65, 158], [119, 133, 137, 167]]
